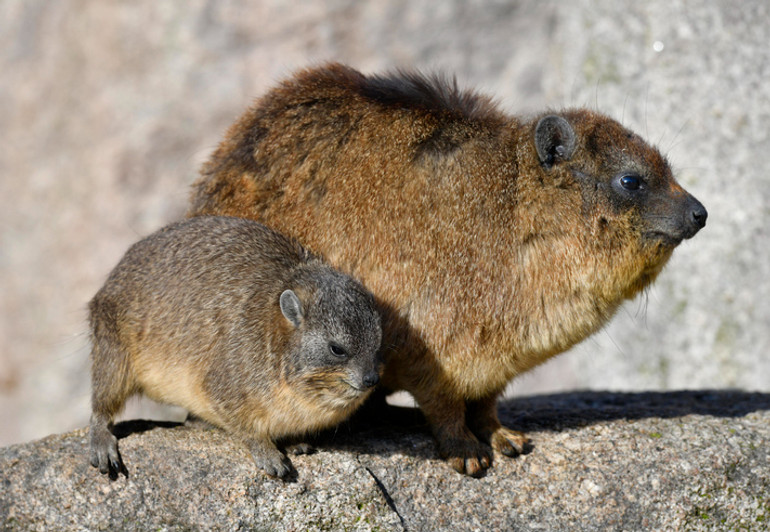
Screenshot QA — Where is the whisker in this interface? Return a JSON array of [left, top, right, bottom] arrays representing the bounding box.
[[621, 92, 630, 126], [665, 118, 691, 157], [644, 84, 650, 139]]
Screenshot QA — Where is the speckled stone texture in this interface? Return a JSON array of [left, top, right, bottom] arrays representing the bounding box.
[[1, 392, 768, 530]]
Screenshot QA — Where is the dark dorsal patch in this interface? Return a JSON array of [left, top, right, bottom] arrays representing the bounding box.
[[346, 66, 505, 162], [356, 68, 500, 123]]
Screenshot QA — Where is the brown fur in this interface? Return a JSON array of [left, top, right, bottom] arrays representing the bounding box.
[[188, 63, 707, 476], [89, 215, 382, 479]]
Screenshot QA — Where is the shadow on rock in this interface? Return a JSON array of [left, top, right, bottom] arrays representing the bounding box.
[[500, 389, 770, 433], [112, 419, 184, 440], [318, 389, 770, 459], [108, 389, 770, 463]]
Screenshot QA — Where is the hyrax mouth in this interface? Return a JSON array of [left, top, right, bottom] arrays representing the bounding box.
[[300, 371, 371, 405], [644, 231, 684, 249]]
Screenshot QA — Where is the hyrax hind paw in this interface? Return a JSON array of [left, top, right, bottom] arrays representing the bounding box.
[[285, 442, 315, 455], [438, 431, 493, 478], [490, 426, 530, 457], [89, 423, 128, 479]]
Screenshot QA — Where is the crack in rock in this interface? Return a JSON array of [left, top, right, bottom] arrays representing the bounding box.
[[359, 458, 407, 531]]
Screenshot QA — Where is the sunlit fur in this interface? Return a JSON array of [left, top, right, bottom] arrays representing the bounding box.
[[188, 64, 705, 475], [89, 216, 382, 478]]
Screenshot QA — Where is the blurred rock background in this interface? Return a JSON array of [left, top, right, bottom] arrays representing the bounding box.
[[1, 0, 767, 446]]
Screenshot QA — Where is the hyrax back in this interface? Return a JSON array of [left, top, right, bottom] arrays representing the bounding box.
[[189, 63, 707, 476], [88, 215, 382, 479]]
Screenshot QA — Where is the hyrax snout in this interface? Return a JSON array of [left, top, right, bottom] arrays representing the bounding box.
[[88, 215, 382, 479]]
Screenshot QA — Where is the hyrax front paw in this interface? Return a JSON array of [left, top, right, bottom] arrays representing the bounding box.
[[437, 430, 493, 478], [89, 423, 128, 479], [249, 440, 293, 479], [490, 426, 530, 457]]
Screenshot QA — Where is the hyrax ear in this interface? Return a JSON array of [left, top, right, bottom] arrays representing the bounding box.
[[535, 115, 577, 169], [279, 289, 303, 328]]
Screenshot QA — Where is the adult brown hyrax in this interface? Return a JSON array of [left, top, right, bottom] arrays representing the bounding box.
[[88, 215, 382, 479], [188, 63, 708, 477]]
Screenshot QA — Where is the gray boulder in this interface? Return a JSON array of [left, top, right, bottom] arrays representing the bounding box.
[[2, 391, 768, 531]]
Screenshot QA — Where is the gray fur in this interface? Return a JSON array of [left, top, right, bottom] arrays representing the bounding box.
[[88, 215, 382, 480]]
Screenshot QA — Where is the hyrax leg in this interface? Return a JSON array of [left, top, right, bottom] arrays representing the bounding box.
[[466, 393, 529, 457], [88, 303, 135, 479], [247, 436, 293, 479], [415, 388, 492, 477]]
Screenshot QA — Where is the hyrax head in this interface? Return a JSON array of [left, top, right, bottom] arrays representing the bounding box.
[[531, 109, 707, 297], [279, 264, 382, 409]]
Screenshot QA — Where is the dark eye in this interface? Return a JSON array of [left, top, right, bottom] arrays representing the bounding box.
[[329, 343, 347, 358], [619, 174, 642, 191]]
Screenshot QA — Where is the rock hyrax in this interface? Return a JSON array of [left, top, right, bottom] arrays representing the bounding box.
[[89, 215, 382, 479], [188, 63, 707, 476]]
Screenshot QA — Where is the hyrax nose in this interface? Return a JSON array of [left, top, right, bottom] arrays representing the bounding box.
[[684, 196, 707, 238], [362, 371, 380, 389]]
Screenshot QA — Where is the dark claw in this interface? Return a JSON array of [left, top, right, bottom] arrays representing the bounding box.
[[89, 425, 129, 480], [108, 452, 129, 479]]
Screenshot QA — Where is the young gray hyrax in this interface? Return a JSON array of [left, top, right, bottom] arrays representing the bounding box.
[[88, 215, 382, 479], [189, 63, 708, 477]]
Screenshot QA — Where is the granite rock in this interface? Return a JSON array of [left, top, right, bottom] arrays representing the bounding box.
[[1, 391, 768, 531]]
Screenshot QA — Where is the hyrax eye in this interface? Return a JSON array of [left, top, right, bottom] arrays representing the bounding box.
[[619, 174, 642, 191], [329, 343, 348, 358]]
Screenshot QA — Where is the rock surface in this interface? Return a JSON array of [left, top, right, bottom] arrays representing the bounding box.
[[2, 391, 768, 531]]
